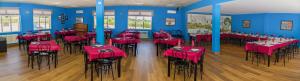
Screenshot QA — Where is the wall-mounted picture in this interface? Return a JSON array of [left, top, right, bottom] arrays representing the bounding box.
[[281, 20, 293, 30], [166, 18, 175, 26], [187, 14, 232, 34], [243, 20, 250, 28]]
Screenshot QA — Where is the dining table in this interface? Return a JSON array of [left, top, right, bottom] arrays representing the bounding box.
[[245, 38, 299, 66], [18, 32, 51, 41], [28, 40, 61, 68], [153, 32, 170, 39], [117, 32, 140, 39], [83, 45, 127, 81], [164, 46, 206, 81], [54, 30, 76, 37], [63, 36, 88, 53], [153, 37, 183, 56], [111, 37, 141, 56], [190, 33, 269, 46]]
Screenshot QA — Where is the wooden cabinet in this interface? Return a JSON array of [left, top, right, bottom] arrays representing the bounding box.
[[0, 37, 7, 52], [73, 23, 88, 36]]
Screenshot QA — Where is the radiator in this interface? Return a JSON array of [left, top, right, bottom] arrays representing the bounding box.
[[0, 34, 18, 44], [139, 31, 149, 38]]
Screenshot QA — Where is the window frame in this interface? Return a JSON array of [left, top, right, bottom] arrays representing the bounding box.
[[127, 10, 153, 30], [93, 10, 115, 29], [0, 7, 20, 33], [33, 9, 52, 31]]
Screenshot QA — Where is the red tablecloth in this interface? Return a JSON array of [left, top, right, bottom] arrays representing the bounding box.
[[55, 30, 76, 36], [84, 45, 127, 61], [28, 40, 60, 54], [17, 33, 51, 41], [193, 33, 268, 42], [85, 32, 96, 38], [196, 34, 212, 42], [118, 32, 140, 39], [164, 46, 205, 64], [153, 32, 170, 39], [245, 40, 299, 56], [64, 36, 87, 43], [112, 37, 141, 44], [153, 38, 183, 46]]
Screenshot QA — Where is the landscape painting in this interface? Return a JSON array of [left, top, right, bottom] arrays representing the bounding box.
[[187, 14, 232, 34]]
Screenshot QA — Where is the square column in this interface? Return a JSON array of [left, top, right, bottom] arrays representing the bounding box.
[[212, 3, 221, 53], [96, 0, 105, 44]]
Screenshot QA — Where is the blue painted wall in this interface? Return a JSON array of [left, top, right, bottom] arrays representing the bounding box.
[[0, 2, 185, 38], [65, 6, 184, 38], [232, 13, 300, 39], [0, 2, 66, 36], [232, 14, 266, 34]]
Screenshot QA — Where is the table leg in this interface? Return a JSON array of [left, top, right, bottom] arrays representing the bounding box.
[[118, 58, 121, 77], [135, 43, 138, 56], [91, 61, 94, 81], [167, 57, 170, 77], [69, 43, 72, 54], [84, 53, 87, 78], [246, 51, 248, 61], [239, 39, 242, 46], [268, 56, 270, 67], [156, 44, 159, 56], [55, 52, 58, 68], [194, 63, 198, 81]]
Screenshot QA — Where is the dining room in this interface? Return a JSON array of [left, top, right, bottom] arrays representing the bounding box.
[[0, 0, 300, 81]]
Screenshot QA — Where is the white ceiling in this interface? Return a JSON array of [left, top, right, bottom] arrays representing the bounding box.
[[190, 0, 300, 14], [0, 0, 198, 8]]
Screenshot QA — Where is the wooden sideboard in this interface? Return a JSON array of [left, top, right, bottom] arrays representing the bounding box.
[[0, 37, 7, 52], [73, 23, 88, 36]]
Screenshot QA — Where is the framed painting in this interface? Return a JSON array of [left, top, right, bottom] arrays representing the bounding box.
[[280, 20, 293, 30], [166, 18, 175, 26], [242, 20, 250, 28]]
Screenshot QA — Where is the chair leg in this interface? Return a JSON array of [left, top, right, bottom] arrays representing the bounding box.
[[173, 64, 177, 80], [28, 55, 30, 67], [111, 64, 114, 80], [31, 55, 34, 69], [48, 55, 50, 70], [256, 54, 259, 66], [38, 55, 41, 70], [100, 65, 103, 81]]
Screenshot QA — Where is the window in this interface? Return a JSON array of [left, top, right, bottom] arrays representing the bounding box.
[[93, 10, 115, 29], [33, 9, 52, 30], [0, 8, 20, 33], [128, 10, 152, 30], [76, 17, 83, 23]]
